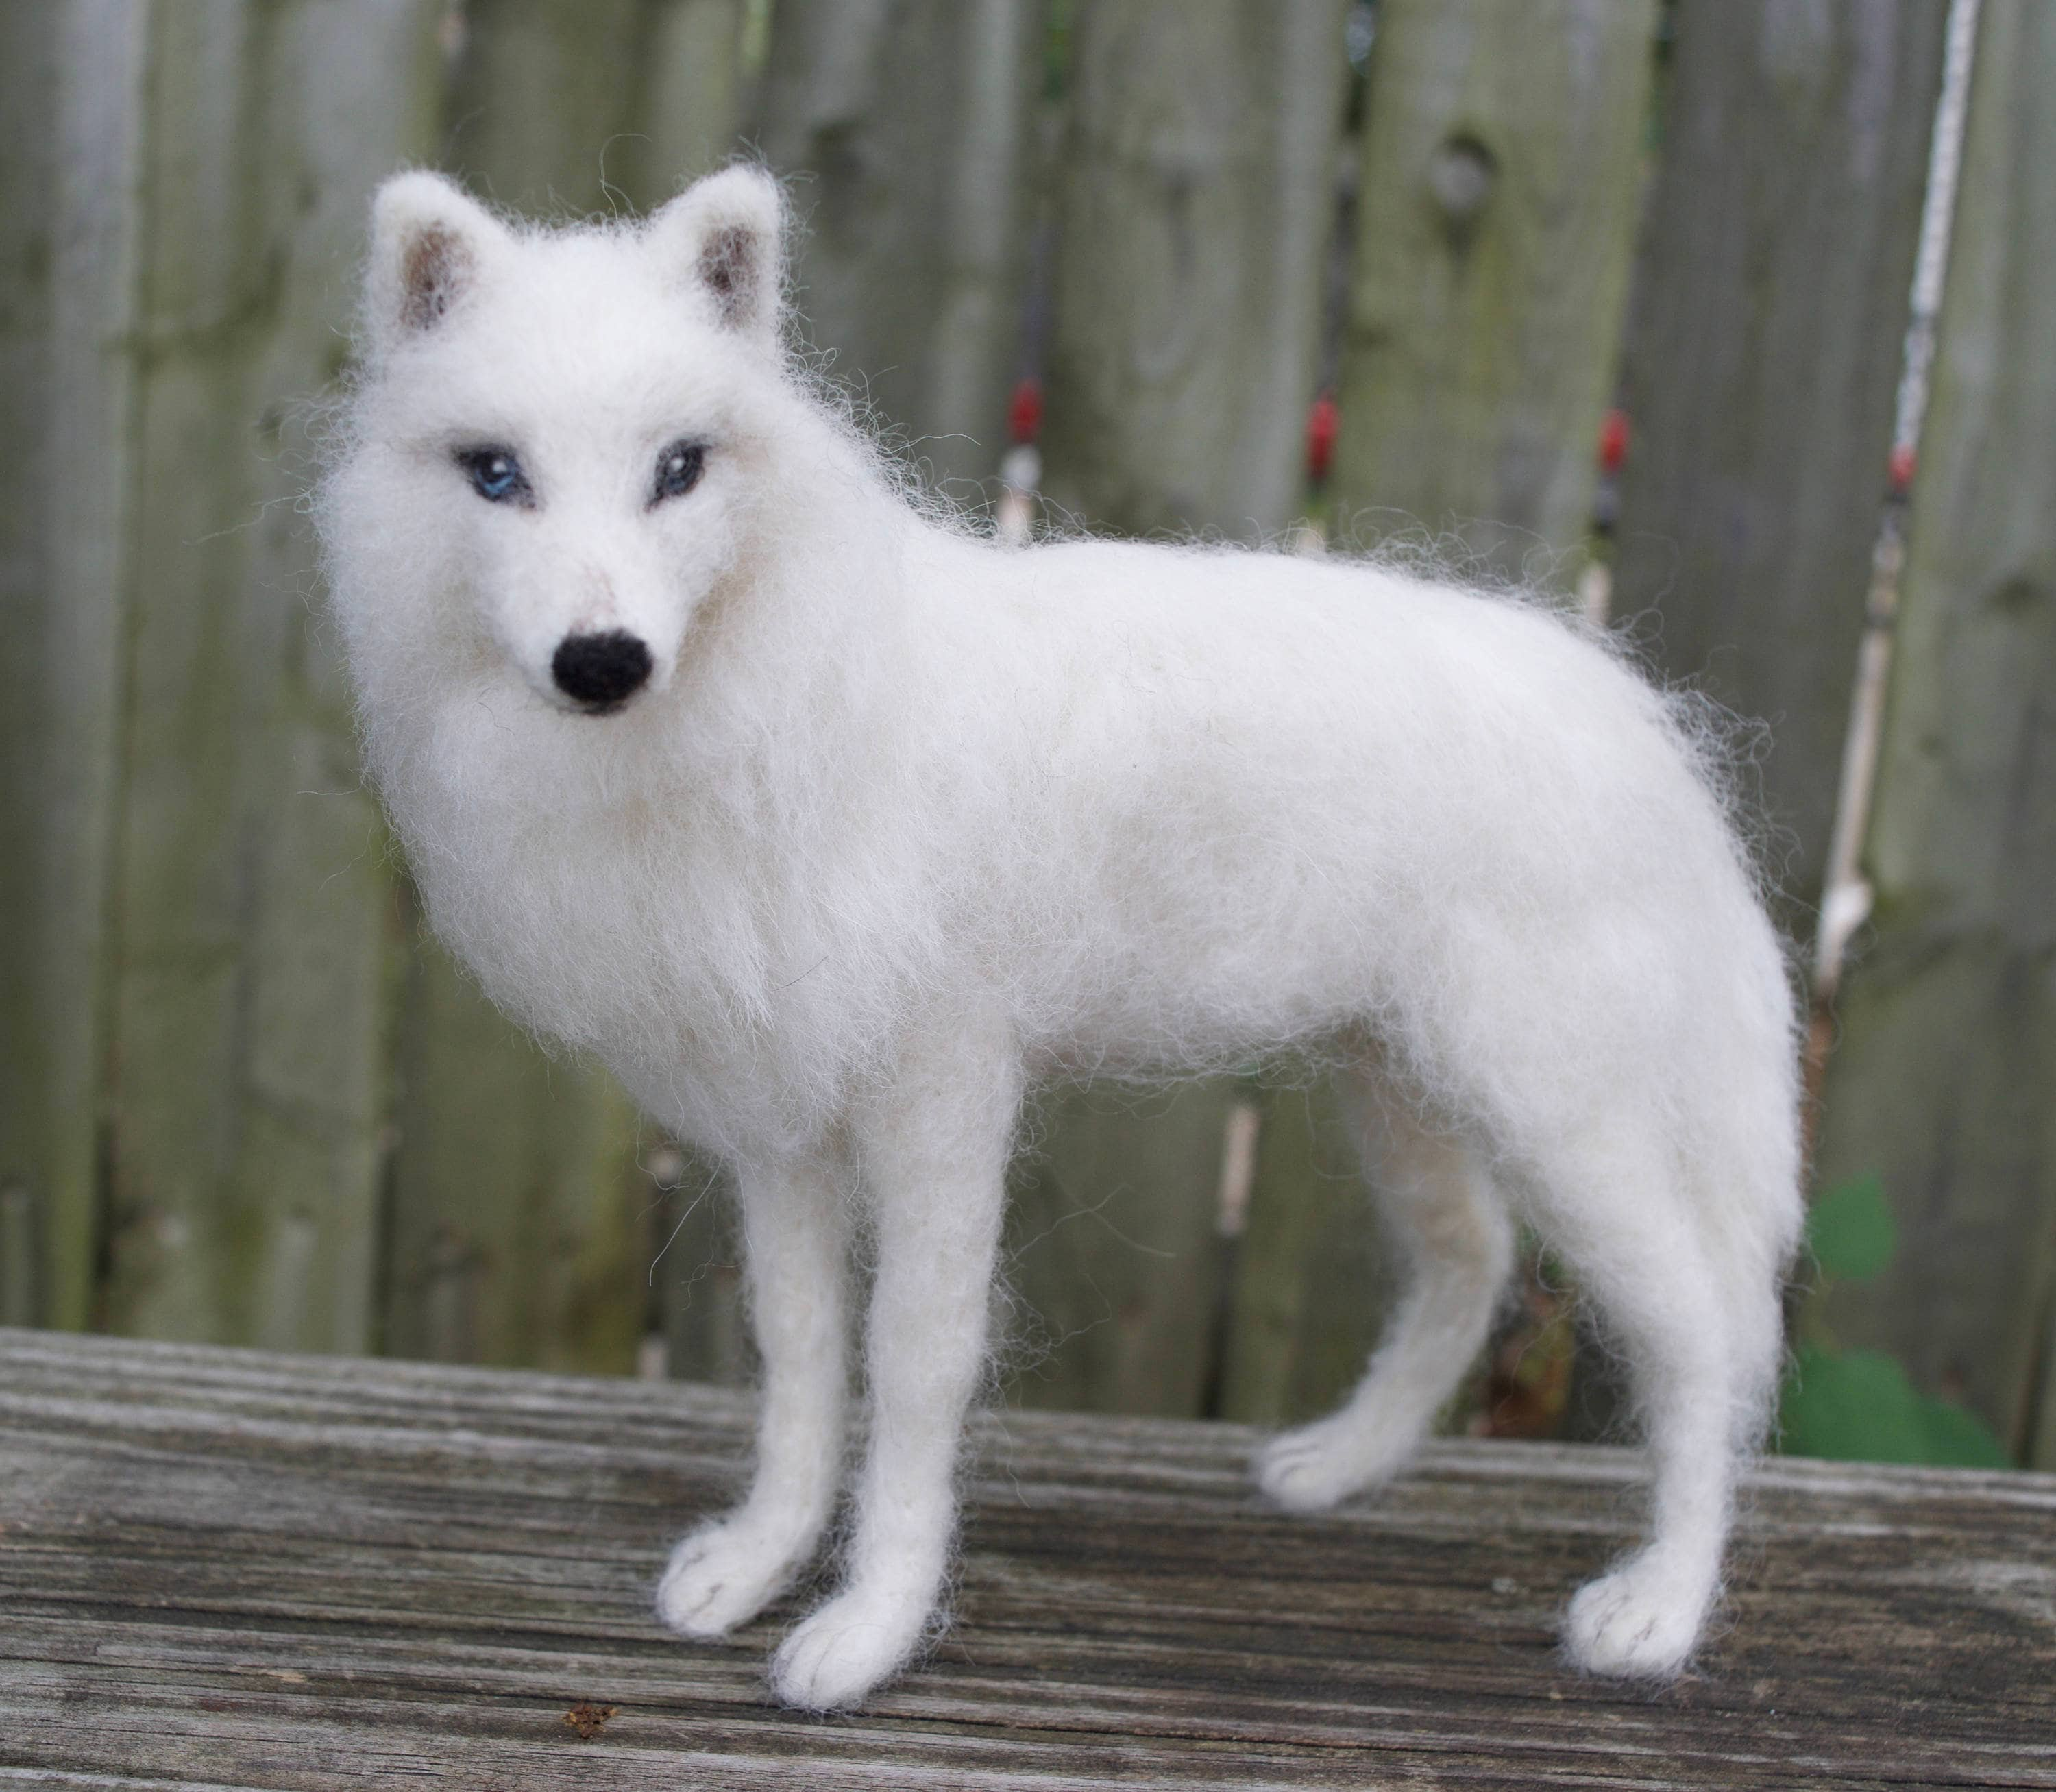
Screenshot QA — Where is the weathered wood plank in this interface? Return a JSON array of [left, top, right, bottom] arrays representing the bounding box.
[[1811, 0, 2056, 1463], [1608, 0, 1949, 918], [0, 0, 149, 1331], [1039, 0, 1349, 540], [100, 1, 447, 1351], [0, 1331, 2051, 1787], [1329, 0, 1657, 589], [754, 0, 1047, 501]]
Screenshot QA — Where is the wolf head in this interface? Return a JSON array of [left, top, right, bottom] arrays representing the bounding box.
[[328, 165, 790, 721]]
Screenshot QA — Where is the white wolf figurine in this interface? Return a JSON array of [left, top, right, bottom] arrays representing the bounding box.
[[321, 164, 1802, 1710]]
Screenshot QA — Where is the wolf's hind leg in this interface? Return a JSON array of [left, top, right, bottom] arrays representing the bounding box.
[[657, 1149, 850, 1639], [1527, 1118, 1780, 1678], [1256, 1070, 1514, 1512]]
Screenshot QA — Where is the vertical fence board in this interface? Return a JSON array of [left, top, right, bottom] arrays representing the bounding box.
[[1609, 0, 1948, 918], [1813, 0, 2056, 1460], [443, 0, 650, 215], [101, 0, 445, 1351], [633, 0, 751, 200], [0, 0, 148, 1330], [385, 939, 648, 1374], [445, 0, 748, 219], [657, 1147, 747, 1386], [1327, 0, 1656, 585], [755, 0, 1046, 500], [1004, 1085, 1230, 1416], [1216, 1088, 1386, 1425], [1040, 0, 1349, 539]]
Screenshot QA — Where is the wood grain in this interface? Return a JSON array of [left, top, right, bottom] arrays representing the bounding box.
[[1, 1330, 2050, 1787], [1811, 0, 2056, 1464], [1040, 0, 1350, 539], [0, 0, 149, 1333], [1217, 1084, 1389, 1427], [1608, 0, 1949, 919], [755, 0, 1047, 500], [1005, 1081, 1235, 1417], [99, 1, 447, 1351], [1329, 0, 1657, 588]]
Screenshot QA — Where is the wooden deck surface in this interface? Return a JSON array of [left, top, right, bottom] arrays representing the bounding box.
[[0, 1329, 2051, 1789]]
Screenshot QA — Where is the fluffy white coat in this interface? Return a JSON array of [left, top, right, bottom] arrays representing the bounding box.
[[321, 165, 1803, 1710]]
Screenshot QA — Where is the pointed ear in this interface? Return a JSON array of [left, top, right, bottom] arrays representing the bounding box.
[[366, 171, 510, 349], [648, 165, 785, 347]]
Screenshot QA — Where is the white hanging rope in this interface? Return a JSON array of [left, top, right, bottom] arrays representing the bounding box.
[[1811, 0, 1982, 1003]]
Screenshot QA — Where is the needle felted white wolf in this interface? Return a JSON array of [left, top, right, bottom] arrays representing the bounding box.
[[321, 164, 1802, 1710]]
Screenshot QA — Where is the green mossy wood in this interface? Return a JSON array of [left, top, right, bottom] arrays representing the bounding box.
[[1005, 1083, 1234, 1416], [1609, 0, 1949, 920], [0, 1, 755, 1373], [1328, 0, 1657, 588], [1812, 0, 2056, 1468], [98, 1, 448, 1351], [1039, 0, 1351, 541], [755, 0, 1047, 499], [1216, 1086, 1388, 1427], [383, 933, 648, 1375], [443, 0, 748, 218], [0, 0, 148, 1331]]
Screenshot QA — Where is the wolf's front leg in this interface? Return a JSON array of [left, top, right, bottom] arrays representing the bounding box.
[[769, 1023, 1019, 1710], [657, 1150, 850, 1639]]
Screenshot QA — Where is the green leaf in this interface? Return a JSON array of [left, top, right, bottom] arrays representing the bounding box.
[[1778, 1342, 2015, 1467], [1779, 1343, 1927, 1462], [1806, 1172, 1897, 1282], [1915, 1394, 2014, 1469]]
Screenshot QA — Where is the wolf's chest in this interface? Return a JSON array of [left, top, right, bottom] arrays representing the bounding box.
[[406, 778, 880, 1151]]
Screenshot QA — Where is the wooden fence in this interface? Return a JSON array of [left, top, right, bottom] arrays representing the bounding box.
[[3, 0, 2051, 1466]]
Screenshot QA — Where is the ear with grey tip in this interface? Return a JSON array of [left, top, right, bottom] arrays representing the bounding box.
[[648, 165, 786, 346], [366, 170, 511, 349]]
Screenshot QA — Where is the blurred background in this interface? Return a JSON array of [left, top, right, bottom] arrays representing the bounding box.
[[3, 0, 2051, 1471]]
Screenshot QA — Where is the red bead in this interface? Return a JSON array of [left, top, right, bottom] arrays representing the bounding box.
[[1307, 393, 1338, 483], [1007, 378, 1043, 446], [1598, 407, 1630, 476]]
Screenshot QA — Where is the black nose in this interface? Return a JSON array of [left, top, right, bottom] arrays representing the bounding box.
[[552, 630, 652, 710]]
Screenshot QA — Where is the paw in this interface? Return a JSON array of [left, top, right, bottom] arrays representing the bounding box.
[[1562, 1552, 1709, 1678], [656, 1517, 813, 1639], [770, 1585, 930, 1710], [1254, 1413, 1415, 1514]]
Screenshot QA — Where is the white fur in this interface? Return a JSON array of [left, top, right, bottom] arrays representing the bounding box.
[[321, 167, 1804, 1710]]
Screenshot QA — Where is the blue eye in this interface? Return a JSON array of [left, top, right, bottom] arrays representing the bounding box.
[[456, 446, 528, 504], [652, 439, 706, 503]]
